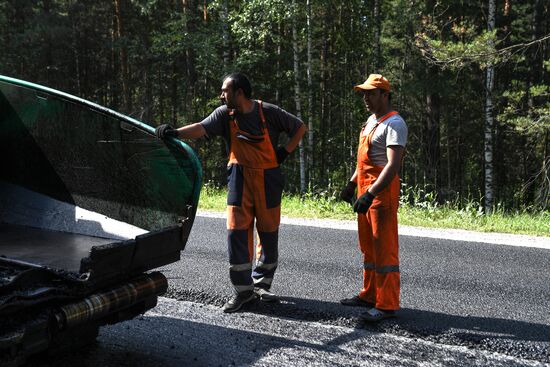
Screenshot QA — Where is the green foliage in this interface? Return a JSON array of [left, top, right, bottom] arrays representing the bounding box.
[[286, 188, 353, 220], [500, 85, 550, 135], [417, 29, 501, 69], [197, 187, 550, 236], [151, 17, 193, 57], [229, 0, 291, 44], [1, 0, 549, 215], [497, 58, 550, 210]]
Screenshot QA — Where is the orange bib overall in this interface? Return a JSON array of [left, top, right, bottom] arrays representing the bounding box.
[[356, 111, 401, 310], [226, 101, 283, 296]]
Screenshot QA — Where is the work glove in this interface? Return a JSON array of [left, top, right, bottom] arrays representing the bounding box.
[[339, 181, 357, 205], [155, 124, 178, 139], [276, 146, 290, 164], [353, 191, 375, 214]]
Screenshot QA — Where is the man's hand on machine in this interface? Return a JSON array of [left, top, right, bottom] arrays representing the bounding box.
[[155, 124, 178, 139], [353, 191, 375, 214]]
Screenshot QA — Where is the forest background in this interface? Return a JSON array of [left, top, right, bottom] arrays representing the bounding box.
[[0, 0, 548, 230]]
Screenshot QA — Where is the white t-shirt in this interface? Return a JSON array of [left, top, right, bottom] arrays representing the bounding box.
[[361, 113, 408, 166]]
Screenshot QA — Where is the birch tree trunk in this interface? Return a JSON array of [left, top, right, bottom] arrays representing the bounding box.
[[306, 0, 313, 184], [484, 0, 496, 212], [292, 4, 306, 193], [320, 33, 327, 185]]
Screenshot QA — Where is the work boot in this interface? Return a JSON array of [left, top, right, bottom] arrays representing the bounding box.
[[254, 288, 279, 302], [223, 292, 256, 313], [340, 295, 375, 308]]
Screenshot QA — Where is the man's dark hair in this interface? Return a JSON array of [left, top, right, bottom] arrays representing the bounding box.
[[224, 72, 252, 98]]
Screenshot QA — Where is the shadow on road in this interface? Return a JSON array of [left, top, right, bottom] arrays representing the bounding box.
[[396, 307, 550, 343], [29, 296, 549, 366], [30, 315, 331, 367], [247, 295, 550, 345]]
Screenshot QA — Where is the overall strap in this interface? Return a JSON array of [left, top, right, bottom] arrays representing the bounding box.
[[257, 100, 267, 129], [377, 110, 398, 123], [228, 108, 237, 128]]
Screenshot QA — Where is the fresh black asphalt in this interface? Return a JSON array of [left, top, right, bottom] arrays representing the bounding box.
[[30, 215, 549, 366], [162, 215, 550, 363]]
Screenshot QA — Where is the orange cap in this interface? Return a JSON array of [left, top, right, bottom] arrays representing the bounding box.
[[353, 74, 391, 92]]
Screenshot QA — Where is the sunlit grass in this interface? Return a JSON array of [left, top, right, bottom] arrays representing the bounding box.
[[398, 205, 549, 236], [198, 185, 549, 237]]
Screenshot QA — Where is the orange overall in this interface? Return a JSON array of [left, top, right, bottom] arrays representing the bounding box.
[[356, 111, 401, 311], [226, 101, 283, 296]]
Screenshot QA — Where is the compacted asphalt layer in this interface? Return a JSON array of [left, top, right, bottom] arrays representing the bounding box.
[[34, 213, 550, 367]]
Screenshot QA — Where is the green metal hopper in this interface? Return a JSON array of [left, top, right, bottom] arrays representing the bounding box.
[[0, 75, 202, 365]]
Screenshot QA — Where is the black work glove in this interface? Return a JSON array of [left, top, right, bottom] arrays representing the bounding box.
[[353, 191, 375, 214], [339, 181, 357, 205], [155, 124, 178, 139], [276, 146, 290, 164]]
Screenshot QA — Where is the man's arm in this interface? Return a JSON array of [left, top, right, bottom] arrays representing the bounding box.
[[367, 145, 405, 195], [174, 123, 208, 140], [283, 123, 307, 153], [157, 106, 227, 140], [274, 122, 307, 164]]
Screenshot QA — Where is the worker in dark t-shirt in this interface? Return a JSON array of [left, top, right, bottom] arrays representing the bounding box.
[[155, 73, 306, 313], [200, 100, 304, 151]]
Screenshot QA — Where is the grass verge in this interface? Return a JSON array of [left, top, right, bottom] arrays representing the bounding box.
[[198, 186, 549, 237]]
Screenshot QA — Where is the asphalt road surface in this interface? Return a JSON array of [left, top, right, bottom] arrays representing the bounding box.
[[36, 213, 550, 367]]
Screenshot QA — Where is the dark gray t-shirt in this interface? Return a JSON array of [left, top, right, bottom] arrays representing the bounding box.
[[199, 100, 304, 151]]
